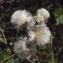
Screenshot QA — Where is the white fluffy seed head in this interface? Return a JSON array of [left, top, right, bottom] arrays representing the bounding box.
[[13, 37, 31, 59], [11, 10, 34, 28], [28, 24, 51, 45], [35, 25, 51, 45], [37, 8, 50, 19], [34, 8, 50, 24]]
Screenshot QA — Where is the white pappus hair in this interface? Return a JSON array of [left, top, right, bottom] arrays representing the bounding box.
[[28, 23, 51, 45], [37, 8, 50, 19], [28, 31, 35, 41], [11, 9, 35, 28], [34, 8, 50, 24], [13, 37, 31, 59]]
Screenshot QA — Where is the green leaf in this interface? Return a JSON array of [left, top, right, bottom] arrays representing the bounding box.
[[54, 8, 63, 25], [56, 14, 63, 25]]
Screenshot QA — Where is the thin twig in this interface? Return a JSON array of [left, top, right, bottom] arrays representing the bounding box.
[[0, 0, 14, 20], [0, 27, 7, 44], [0, 53, 16, 63], [27, 58, 33, 63]]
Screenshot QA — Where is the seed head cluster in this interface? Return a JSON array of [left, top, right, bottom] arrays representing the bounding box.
[[11, 8, 51, 59]]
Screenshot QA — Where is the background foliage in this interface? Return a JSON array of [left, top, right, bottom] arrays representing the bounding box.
[[0, 0, 63, 63]]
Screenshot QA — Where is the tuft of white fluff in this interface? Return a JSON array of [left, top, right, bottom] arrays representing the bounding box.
[[28, 31, 35, 41], [13, 37, 31, 59], [34, 8, 50, 24], [37, 8, 50, 19], [11, 10, 35, 28], [28, 23, 51, 45]]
